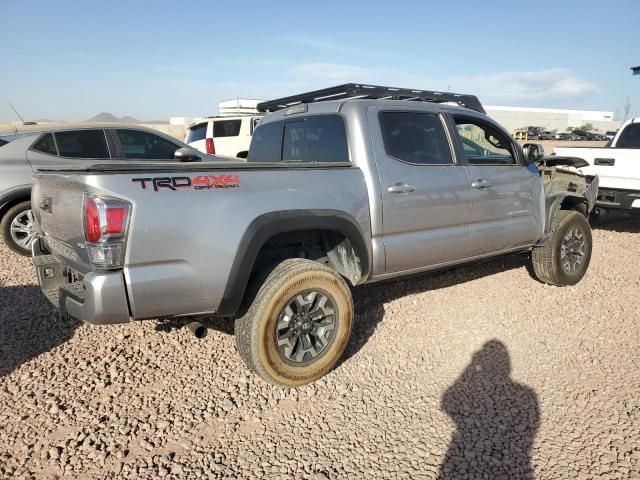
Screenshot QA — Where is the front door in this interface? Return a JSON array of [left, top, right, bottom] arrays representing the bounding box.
[[369, 108, 474, 274], [450, 115, 543, 255]]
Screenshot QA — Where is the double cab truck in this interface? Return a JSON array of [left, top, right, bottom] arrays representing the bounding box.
[[554, 117, 640, 212], [31, 84, 598, 386]]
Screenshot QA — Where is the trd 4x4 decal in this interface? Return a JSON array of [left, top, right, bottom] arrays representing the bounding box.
[[132, 175, 240, 192]]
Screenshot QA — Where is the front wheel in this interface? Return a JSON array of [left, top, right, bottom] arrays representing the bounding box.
[[235, 259, 353, 387], [531, 210, 592, 286], [1, 201, 35, 256]]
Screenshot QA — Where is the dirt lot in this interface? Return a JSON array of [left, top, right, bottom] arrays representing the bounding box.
[[1, 215, 639, 479]]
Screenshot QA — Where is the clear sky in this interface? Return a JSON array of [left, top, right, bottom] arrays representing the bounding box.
[[1, 0, 638, 121]]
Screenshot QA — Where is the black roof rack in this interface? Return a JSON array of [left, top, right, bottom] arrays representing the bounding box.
[[257, 83, 486, 114]]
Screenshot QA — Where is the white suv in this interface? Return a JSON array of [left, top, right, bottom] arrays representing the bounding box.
[[185, 115, 262, 158]]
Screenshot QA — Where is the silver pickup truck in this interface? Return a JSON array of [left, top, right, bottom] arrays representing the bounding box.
[[31, 84, 598, 386]]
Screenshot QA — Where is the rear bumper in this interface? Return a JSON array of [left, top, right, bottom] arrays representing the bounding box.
[[595, 187, 640, 210], [32, 239, 130, 325]]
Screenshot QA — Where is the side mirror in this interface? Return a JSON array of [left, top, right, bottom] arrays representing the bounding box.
[[522, 143, 545, 165], [174, 147, 201, 162]]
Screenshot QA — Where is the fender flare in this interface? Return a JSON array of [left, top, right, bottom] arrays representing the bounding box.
[[0, 185, 32, 219], [543, 193, 588, 237], [216, 209, 371, 317]]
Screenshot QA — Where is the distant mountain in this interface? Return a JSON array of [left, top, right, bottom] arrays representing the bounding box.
[[84, 113, 168, 124], [85, 112, 140, 123]]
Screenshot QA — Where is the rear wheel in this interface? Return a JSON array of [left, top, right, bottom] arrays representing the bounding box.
[[531, 210, 592, 286], [235, 258, 353, 387], [1, 201, 35, 256]]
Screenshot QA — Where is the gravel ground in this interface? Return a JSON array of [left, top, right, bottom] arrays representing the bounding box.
[[1, 215, 639, 479]]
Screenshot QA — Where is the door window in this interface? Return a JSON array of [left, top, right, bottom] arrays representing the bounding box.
[[282, 115, 349, 163], [55, 130, 110, 158], [213, 120, 241, 137], [116, 129, 179, 159], [453, 117, 517, 165], [379, 112, 453, 165]]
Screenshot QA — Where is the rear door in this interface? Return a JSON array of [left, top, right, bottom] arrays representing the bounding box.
[[212, 119, 243, 157], [450, 114, 543, 255], [592, 123, 640, 191], [369, 107, 474, 274]]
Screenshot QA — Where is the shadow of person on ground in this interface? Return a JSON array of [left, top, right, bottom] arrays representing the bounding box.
[[439, 340, 539, 480], [0, 285, 79, 378]]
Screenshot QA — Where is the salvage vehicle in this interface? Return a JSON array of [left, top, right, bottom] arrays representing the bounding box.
[[31, 84, 598, 387], [0, 124, 206, 255], [554, 117, 639, 211]]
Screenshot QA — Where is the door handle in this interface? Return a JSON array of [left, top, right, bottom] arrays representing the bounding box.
[[594, 158, 615, 166], [387, 183, 416, 194], [471, 179, 494, 189]]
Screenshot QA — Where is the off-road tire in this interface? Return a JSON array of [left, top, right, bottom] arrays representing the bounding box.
[[1, 201, 33, 256], [235, 258, 353, 387], [531, 210, 592, 286]]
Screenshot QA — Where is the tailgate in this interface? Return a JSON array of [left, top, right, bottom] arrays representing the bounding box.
[[32, 173, 90, 269]]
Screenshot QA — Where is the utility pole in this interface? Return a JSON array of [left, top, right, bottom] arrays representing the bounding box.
[[623, 96, 631, 121]]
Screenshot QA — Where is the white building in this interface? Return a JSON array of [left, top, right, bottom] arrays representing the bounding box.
[[485, 106, 620, 133]]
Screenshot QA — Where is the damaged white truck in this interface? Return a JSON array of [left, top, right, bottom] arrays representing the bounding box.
[[30, 84, 598, 386]]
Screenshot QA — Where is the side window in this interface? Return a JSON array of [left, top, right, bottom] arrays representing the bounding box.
[[379, 112, 453, 165], [247, 121, 283, 162], [213, 120, 241, 137], [453, 117, 517, 165], [282, 115, 349, 163], [32, 133, 57, 155], [116, 129, 178, 160], [55, 130, 110, 159], [251, 117, 261, 135], [186, 123, 207, 143], [616, 124, 640, 148]]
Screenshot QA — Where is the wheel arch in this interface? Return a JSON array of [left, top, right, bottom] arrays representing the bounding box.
[[0, 186, 32, 221], [544, 193, 588, 236], [216, 209, 370, 317]]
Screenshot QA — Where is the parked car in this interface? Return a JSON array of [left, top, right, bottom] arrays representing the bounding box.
[[0, 123, 208, 255], [553, 132, 572, 141], [185, 114, 263, 158], [538, 131, 555, 140], [571, 130, 599, 141], [555, 117, 640, 211], [31, 84, 597, 387]]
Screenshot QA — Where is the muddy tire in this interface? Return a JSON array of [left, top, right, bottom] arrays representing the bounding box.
[[1, 201, 35, 256], [235, 258, 353, 387], [531, 210, 592, 286]]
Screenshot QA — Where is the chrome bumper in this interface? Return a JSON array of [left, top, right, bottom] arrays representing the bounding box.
[[32, 239, 130, 325]]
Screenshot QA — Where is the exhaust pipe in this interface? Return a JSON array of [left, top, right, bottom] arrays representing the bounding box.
[[187, 321, 207, 339]]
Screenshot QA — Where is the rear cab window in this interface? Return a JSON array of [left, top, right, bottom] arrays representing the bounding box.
[[616, 123, 640, 148], [248, 114, 349, 163], [186, 123, 207, 143]]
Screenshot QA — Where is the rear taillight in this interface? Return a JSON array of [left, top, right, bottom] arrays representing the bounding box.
[[82, 194, 131, 270], [205, 137, 215, 155]]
